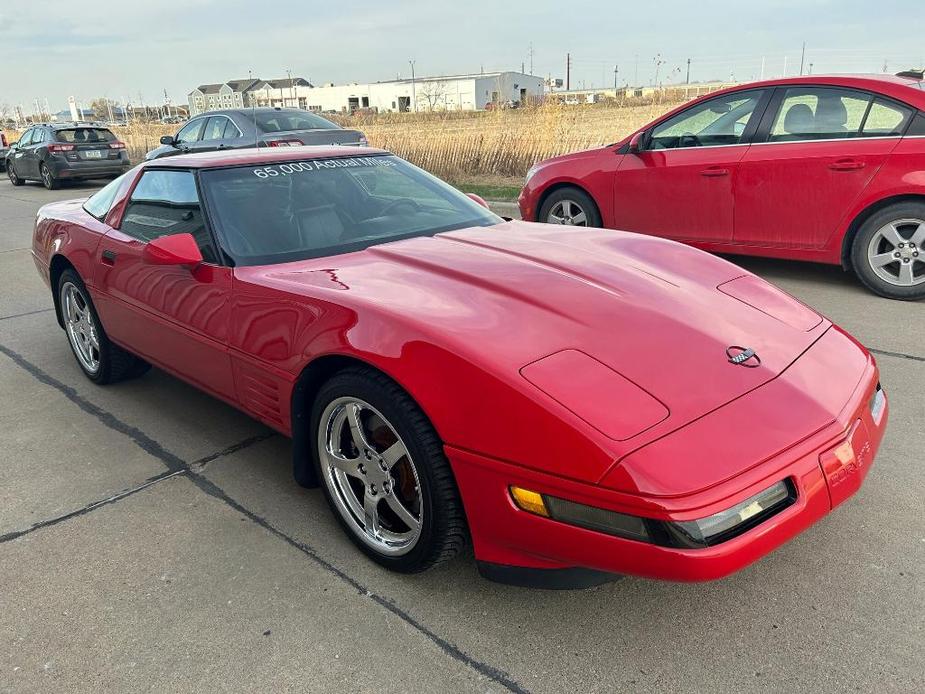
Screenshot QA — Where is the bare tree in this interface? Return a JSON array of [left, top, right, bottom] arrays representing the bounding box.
[[417, 80, 448, 111]]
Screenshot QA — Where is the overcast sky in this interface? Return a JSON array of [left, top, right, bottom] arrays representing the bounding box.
[[2, 0, 922, 112]]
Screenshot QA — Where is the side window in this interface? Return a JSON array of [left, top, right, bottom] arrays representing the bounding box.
[[120, 170, 218, 264], [862, 99, 913, 137], [222, 118, 241, 139], [769, 88, 870, 142], [83, 171, 129, 221], [19, 129, 34, 146], [648, 90, 765, 149], [175, 119, 205, 145], [202, 117, 227, 141]]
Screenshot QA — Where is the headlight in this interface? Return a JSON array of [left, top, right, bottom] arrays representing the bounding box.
[[665, 480, 794, 547], [509, 480, 794, 549]]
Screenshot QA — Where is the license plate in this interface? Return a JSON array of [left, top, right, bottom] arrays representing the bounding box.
[[85, 150, 102, 159], [870, 387, 885, 425]]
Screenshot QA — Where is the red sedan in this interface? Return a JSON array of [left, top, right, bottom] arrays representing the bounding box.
[[33, 147, 887, 587], [519, 74, 925, 300]]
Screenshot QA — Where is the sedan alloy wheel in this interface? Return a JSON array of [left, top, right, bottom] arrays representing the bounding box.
[[866, 218, 925, 287]]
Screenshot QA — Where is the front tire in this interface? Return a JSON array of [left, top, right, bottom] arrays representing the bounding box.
[[538, 186, 602, 227], [7, 160, 23, 186], [311, 367, 468, 573], [851, 202, 925, 300], [57, 269, 150, 384], [40, 162, 59, 190]]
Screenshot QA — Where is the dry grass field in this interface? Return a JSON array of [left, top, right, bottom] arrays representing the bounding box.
[[2, 98, 685, 194]]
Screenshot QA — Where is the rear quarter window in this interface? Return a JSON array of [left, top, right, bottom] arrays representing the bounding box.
[[56, 128, 116, 143]]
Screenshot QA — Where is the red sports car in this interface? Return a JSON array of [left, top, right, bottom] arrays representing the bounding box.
[[33, 147, 887, 587], [519, 73, 925, 300]]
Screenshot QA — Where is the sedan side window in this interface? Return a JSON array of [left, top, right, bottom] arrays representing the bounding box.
[[648, 90, 765, 150], [175, 119, 205, 145], [222, 118, 242, 139], [769, 88, 870, 142], [861, 99, 913, 137], [18, 129, 34, 146], [202, 117, 227, 141], [120, 170, 218, 263]]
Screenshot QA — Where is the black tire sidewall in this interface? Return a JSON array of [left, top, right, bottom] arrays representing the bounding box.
[[538, 187, 602, 227], [851, 202, 925, 301], [58, 269, 112, 383], [7, 160, 22, 185], [310, 369, 457, 573], [41, 162, 57, 190]]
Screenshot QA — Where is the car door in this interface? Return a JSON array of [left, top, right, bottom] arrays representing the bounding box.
[[612, 89, 769, 242], [92, 168, 236, 400], [192, 116, 228, 154], [11, 128, 36, 177], [170, 118, 207, 154], [734, 86, 912, 248]]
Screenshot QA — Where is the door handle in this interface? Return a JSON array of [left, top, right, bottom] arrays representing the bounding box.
[[828, 159, 866, 171], [700, 167, 729, 177], [101, 249, 117, 266]]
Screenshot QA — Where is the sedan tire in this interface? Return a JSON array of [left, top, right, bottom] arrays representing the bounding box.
[[57, 269, 150, 384], [40, 162, 59, 190], [538, 186, 602, 227], [852, 202, 925, 300], [311, 366, 468, 573], [7, 160, 23, 186]]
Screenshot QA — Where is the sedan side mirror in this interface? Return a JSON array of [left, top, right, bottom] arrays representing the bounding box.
[[628, 132, 644, 154], [160, 135, 177, 146], [143, 233, 203, 266]]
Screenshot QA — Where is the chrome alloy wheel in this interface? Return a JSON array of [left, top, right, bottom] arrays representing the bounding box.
[[546, 199, 588, 226], [61, 282, 101, 374], [867, 218, 925, 287], [318, 397, 422, 556]]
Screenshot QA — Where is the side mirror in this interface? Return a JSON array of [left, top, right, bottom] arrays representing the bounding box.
[[160, 135, 177, 146], [628, 132, 644, 154], [465, 192, 490, 209], [143, 233, 203, 266]]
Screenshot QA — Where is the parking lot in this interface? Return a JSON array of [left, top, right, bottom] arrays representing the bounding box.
[[1, 180, 922, 693]]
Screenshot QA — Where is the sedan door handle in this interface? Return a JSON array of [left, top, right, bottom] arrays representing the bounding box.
[[700, 167, 729, 177], [101, 249, 117, 266], [828, 159, 866, 171]]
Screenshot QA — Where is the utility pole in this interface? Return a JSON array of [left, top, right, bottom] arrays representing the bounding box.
[[799, 42, 806, 75], [409, 59, 417, 112], [566, 53, 571, 91], [287, 68, 295, 105], [808, 62, 814, 75], [528, 42, 535, 75], [522, 61, 525, 74], [685, 57, 691, 84], [760, 56, 765, 79], [783, 55, 788, 77], [613, 64, 619, 91]]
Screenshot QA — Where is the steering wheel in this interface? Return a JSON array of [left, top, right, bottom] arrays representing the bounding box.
[[379, 197, 423, 216]]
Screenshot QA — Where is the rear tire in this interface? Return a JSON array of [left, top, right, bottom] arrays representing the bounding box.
[[538, 186, 602, 227], [57, 269, 150, 384], [311, 367, 468, 573], [40, 162, 59, 190], [7, 160, 23, 186], [851, 202, 925, 300]]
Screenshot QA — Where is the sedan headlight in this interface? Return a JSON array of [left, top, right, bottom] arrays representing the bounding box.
[[510, 480, 795, 549]]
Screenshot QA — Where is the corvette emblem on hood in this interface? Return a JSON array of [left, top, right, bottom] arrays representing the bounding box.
[[726, 346, 761, 368]]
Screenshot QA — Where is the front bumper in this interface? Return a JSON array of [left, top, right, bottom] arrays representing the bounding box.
[[448, 348, 886, 585]]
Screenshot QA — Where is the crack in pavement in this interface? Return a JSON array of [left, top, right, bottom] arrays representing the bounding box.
[[0, 307, 55, 322], [0, 342, 530, 694], [869, 347, 925, 363]]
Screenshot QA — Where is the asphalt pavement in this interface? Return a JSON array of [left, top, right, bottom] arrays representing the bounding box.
[[0, 181, 922, 693]]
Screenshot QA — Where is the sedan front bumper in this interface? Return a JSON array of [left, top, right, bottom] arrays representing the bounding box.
[[448, 331, 886, 586]]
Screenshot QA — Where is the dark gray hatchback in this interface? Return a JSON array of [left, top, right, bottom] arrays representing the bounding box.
[[145, 107, 367, 160], [6, 123, 130, 189]]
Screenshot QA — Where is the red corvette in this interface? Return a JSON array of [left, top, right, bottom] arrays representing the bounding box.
[[519, 73, 925, 300], [32, 147, 887, 587]]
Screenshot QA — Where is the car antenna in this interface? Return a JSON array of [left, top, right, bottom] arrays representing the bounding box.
[[252, 97, 259, 149]]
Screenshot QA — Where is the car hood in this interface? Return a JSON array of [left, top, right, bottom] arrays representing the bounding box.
[[256, 221, 829, 467]]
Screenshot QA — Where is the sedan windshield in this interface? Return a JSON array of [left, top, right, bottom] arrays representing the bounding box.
[[200, 155, 502, 266]]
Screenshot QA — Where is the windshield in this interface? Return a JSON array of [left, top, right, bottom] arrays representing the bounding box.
[[255, 111, 339, 132], [200, 155, 502, 266]]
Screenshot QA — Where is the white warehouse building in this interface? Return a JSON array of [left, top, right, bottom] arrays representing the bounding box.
[[305, 71, 544, 113]]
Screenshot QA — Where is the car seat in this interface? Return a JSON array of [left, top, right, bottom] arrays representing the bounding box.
[[782, 103, 815, 139], [814, 96, 849, 136]]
